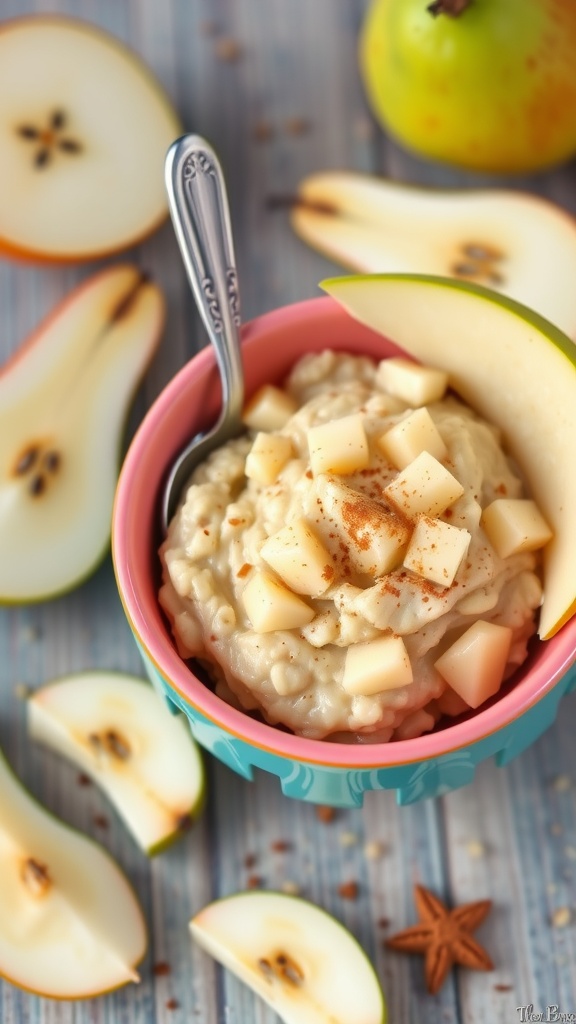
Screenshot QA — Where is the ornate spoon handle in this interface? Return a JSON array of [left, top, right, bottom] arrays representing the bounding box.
[[164, 134, 244, 423]]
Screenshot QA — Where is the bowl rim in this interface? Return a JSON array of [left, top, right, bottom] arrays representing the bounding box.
[[113, 295, 576, 769]]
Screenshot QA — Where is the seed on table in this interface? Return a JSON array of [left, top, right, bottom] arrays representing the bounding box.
[[315, 805, 336, 823], [338, 881, 359, 900], [338, 831, 359, 848], [551, 906, 571, 928]]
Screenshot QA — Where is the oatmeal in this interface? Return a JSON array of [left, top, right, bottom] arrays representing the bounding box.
[[159, 351, 548, 742]]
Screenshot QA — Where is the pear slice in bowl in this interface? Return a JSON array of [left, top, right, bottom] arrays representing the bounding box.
[[0, 745, 146, 998], [190, 890, 386, 1024], [321, 273, 576, 640], [28, 671, 206, 855]]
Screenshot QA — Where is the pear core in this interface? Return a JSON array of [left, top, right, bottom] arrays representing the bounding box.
[[0, 15, 182, 260]]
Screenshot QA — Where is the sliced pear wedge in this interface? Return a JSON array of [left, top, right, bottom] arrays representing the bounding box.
[[0, 745, 146, 998], [0, 15, 181, 261], [28, 671, 206, 855], [321, 273, 576, 639], [292, 172, 576, 337], [0, 264, 165, 602], [190, 891, 386, 1024]]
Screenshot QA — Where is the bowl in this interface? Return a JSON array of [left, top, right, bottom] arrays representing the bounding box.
[[112, 295, 576, 807]]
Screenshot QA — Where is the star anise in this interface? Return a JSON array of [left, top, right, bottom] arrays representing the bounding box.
[[386, 884, 493, 995]]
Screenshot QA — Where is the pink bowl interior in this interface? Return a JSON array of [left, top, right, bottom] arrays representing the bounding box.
[[113, 296, 576, 767]]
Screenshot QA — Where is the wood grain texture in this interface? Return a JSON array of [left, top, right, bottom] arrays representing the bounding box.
[[0, 1, 575, 1022]]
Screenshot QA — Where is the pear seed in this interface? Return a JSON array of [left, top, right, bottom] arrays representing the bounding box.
[[452, 262, 477, 277], [29, 473, 46, 496], [35, 148, 51, 169], [276, 952, 304, 986], [14, 445, 40, 476], [43, 450, 61, 474], [58, 138, 82, 154], [257, 957, 274, 981], [21, 857, 51, 897], [462, 242, 502, 260], [104, 729, 131, 760], [257, 952, 303, 986], [88, 729, 131, 761], [16, 125, 39, 140], [51, 110, 66, 130]]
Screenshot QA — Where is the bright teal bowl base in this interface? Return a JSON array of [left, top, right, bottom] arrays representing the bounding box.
[[140, 645, 576, 808]]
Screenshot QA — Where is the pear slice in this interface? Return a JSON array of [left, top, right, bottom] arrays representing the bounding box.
[[0, 264, 165, 602], [321, 273, 576, 639], [292, 172, 576, 337], [190, 891, 386, 1024], [0, 745, 146, 998], [0, 15, 181, 261], [28, 671, 205, 855]]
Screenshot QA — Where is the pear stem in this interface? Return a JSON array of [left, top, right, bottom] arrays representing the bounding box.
[[427, 0, 472, 16]]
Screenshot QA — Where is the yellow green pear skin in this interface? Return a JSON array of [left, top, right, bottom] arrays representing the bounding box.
[[359, 0, 576, 173]]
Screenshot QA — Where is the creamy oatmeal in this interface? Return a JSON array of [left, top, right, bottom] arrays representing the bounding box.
[[159, 351, 548, 742]]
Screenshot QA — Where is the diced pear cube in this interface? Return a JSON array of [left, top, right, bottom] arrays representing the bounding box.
[[435, 686, 470, 717], [241, 570, 315, 632], [403, 515, 471, 588], [315, 475, 410, 577], [260, 518, 334, 597], [384, 451, 464, 519], [242, 385, 298, 431], [377, 407, 447, 470], [434, 620, 513, 709], [455, 587, 499, 615], [377, 357, 448, 406], [481, 498, 553, 559], [245, 432, 293, 485], [393, 707, 436, 740], [342, 635, 413, 696], [307, 413, 369, 476]]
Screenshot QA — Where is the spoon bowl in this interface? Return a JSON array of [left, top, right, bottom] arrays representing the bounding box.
[[161, 134, 245, 531]]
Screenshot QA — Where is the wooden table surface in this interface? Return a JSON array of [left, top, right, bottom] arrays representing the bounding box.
[[1, 1, 575, 1022]]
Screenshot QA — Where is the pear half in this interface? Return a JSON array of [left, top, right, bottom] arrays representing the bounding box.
[[28, 671, 206, 855], [0, 745, 146, 999], [321, 273, 576, 640], [0, 15, 181, 261], [0, 264, 165, 602], [190, 891, 386, 1024], [292, 172, 576, 338]]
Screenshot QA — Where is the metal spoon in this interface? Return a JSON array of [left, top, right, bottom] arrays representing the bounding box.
[[161, 134, 245, 532]]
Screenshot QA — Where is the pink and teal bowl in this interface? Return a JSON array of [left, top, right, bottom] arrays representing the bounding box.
[[112, 294, 576, 807]]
